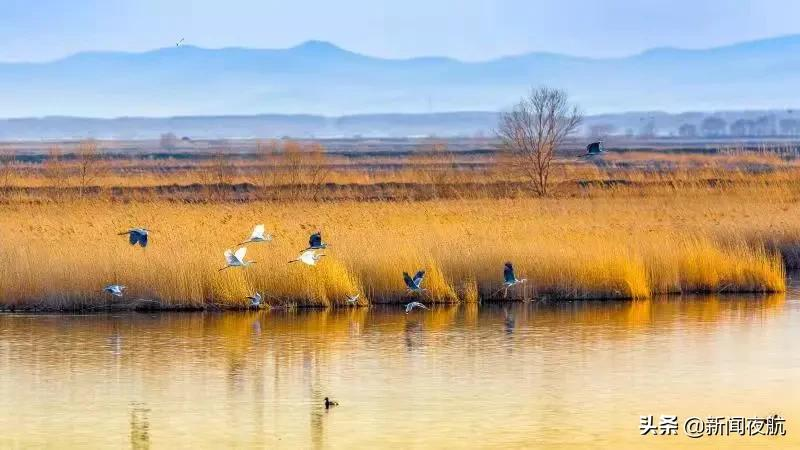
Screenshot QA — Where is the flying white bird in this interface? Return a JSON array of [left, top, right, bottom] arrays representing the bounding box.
[[219, 247, 257, 271], [404, 301, 429, 314], [494, 262, 527, 298], [239, 224, 272, 246], [103, 284, 126, 297], [345, 294, 360, 305], [288, 249, 325, 266], [247, 292, 262, 308], [176, 38, 184, 47], [402, 270, 426, 294], [118, 228, 149, 247]]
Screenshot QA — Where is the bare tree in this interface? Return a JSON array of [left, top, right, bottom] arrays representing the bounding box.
[[0, 150, 16, 192], [496, 87, 582, 196], [256, 139, 283, 189], [264, 140, 331, 200], [43, 145, 67, 191], [409, 139, 457, 199], [76, 139, 103, 198], [211, 149, 235, 186], [302, 142, 331, 200]]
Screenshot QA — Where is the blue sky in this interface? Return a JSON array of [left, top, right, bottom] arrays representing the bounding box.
[[1, 0, 800, 62]]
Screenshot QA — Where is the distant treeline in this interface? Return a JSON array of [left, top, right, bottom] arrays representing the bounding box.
[[3, 110, 800, 140]]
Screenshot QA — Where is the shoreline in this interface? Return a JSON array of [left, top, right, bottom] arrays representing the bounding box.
[[0, 288, 785, 313]]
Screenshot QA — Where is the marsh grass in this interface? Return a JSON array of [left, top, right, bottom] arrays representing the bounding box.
[[0, 195, 788, 309]]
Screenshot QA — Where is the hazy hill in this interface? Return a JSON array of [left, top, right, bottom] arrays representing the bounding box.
[[3, 36, 800, 117]]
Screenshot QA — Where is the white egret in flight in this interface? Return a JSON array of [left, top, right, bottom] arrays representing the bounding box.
[[288, 249, 325, 266], [239, 224, 272, 246], [220, 247, 256, 271]]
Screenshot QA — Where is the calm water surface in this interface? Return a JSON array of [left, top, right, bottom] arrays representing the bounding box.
[[1, 288, 800, 449]]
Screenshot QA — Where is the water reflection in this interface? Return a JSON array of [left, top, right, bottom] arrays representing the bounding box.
[[129, 402, 150, 450], [0, 292, 797, 448]]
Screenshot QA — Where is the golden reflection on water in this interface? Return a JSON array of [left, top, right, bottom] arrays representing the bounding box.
[[0, 293, 798, 449]]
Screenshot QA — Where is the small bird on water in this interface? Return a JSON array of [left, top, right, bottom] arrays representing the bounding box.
[[404, 301, 429, 314], [345, 294, 360, 305], [103, 284, 126, 297], [118, 228, 149, 247], [324, 397, 339, 409]]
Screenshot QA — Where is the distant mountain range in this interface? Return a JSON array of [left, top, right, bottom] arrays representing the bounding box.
[[3, 35, 800, 118]]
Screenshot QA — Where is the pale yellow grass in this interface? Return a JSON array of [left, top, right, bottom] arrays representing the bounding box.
[[0, 194, 789, 309]]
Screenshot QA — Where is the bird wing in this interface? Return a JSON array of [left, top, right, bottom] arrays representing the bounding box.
[[403, 272, 415, 289], [252, 224, 265, 238], [301, 249, 317, 263], [504, 263, 515, 283], [413, 271, 425, 286], [128, 232, 139, 246], [224, 249, 237, 265], [138, 232, 148, 247], [309, 232, 322, 248], [405, 303, 413, 312], [234, 247, 247, 263]]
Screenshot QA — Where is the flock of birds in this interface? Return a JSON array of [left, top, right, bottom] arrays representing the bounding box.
[[104, 225, 529, 313]]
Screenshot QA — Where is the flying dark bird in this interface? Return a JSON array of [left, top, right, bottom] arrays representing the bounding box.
[[580, 141, 605, 157], [119, 228, 149, 247], [403, 270, 426, 294], [324, 397, 339, 409], [404, 301, 429, 314], [307, 232, 328, 250], [495, 262, 527, 298]]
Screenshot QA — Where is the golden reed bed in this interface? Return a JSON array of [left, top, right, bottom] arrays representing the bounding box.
[[0, 192, 789, 310]]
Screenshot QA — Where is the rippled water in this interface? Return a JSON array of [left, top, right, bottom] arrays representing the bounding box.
[[1, 289, 799, 448]]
